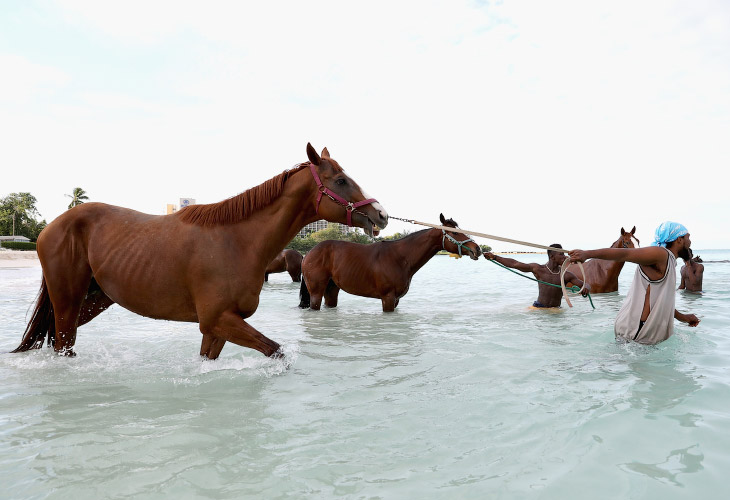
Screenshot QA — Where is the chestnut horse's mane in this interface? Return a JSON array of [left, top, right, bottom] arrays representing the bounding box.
[[176, 163, 310, 227]]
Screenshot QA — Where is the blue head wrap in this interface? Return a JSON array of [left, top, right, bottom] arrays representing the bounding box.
[[652, 221, 688, 247]]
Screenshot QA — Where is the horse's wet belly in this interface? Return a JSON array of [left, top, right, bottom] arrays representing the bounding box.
[[94, 273, 199, 323]]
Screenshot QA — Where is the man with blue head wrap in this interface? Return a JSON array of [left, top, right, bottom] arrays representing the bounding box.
[[568, 222, 699, 344], [652, 221, 689, 248]]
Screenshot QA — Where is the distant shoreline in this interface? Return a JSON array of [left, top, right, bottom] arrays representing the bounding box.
[[2, 249, 546, 265], [0, 250, 40, 268]]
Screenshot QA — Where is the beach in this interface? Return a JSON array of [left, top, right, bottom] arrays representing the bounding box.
[[0, 250, 40, 268]]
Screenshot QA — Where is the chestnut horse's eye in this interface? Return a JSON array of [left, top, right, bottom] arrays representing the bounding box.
[[335, 178, 347, 186]]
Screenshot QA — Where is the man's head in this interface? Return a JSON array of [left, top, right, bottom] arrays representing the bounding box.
[[652, 221, 691, 259], [652, 221, 688, 247], [682, 247, 694, 264], [547, 243, 566, 264]]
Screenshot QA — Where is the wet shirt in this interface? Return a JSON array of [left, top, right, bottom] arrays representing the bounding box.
[[614, 247, 677, 344]]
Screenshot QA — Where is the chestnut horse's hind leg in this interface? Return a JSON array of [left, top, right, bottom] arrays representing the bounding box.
[[44, 265, 93, 356], [77, 278, 115, 327], [305, 277, 325, 310], [287, 267, 301, 282], [199, 310, 281, 360], [381, 292, 398, 312], [324, 280, 340, 308]]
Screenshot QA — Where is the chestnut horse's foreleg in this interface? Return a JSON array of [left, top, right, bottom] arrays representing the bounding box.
[[200, 334, 226, 359], [199, 311, 281, 359]]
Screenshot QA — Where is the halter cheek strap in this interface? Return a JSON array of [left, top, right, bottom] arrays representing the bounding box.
[[442, 230, 477, 257], [309, 162, 378, 227]]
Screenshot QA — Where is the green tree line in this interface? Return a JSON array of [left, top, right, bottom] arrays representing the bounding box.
[[1, 187, 89, 241], [0, 193, 47, 241]]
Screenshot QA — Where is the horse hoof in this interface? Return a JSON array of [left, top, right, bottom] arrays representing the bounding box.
[[270, 348, 286, 360], [56, 348, 76, 357]]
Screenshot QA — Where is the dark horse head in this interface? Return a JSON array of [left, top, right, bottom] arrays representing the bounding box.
[[306, 143, 388, 237], [440, 213, 482, 260]]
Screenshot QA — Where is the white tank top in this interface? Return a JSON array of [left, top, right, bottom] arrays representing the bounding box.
[[614, 247, 677, 344]]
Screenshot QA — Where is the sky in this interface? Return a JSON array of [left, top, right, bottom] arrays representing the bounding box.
[[1, 0, 729, 250]]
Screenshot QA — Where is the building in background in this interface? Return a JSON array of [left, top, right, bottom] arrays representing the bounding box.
[[0, 235, 31, 243], [166, 198, 196, 214]]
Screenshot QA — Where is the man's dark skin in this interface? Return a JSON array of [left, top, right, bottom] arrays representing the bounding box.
[[483, 245, 590, 308], [679, 248, 704, 292]]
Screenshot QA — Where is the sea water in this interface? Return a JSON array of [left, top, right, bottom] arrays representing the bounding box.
[[1, 251, 729, 499]]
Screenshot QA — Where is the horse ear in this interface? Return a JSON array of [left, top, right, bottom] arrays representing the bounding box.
[[307, 143, 321, 166], [621, 227, 626, 235], [440, 213, 446, 225], [321, 147, 330, 159], [631, 226, 636, 234]]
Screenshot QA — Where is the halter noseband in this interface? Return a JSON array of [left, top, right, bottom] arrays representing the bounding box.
[[442, 229, 477, 257], [308, 162, 378, 227]]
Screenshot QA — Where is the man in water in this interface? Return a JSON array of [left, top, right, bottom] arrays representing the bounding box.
[[569, 221, 700, 344], [483, 244, 590, 308], [679, 248, 704, 292]]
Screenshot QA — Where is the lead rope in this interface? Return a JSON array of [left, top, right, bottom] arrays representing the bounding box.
[[391, 216, 594, 309], [389, 216, 569, 252]]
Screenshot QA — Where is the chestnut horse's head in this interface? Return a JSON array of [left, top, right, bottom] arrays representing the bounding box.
[[613, 226, 640, 249], [306, 143, 388, 236], [439, 213, 482, 260]]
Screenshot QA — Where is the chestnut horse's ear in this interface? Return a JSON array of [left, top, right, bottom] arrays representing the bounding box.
[[440, 213, 446, 225], [621, 227, 626, 235], [631, 226, 636, 234], [307, 143, 321, 166], [321, 147, 330, 159]]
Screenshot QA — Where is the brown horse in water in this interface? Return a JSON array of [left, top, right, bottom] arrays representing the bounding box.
[[568, 226, 639, 293], [298, 214, 481, 312], [265, 249, 303, 282], [13, 143, 388, 359]]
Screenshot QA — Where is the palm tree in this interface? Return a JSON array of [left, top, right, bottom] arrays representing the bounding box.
[[65, 187, 89, 209]]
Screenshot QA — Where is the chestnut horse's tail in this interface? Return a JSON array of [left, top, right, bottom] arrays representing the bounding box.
[[298, 277, 311, 309], [11, 277, 55, 352]]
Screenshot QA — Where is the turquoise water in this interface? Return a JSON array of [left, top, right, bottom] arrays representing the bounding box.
[[1, 250, 729, 499]]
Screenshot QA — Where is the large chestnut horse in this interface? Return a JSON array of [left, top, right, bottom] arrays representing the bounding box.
[[265, 249, 303, 282], [299, 214, 481, 312], [13, 143, 388, 359], [568, 226, 639, 293]]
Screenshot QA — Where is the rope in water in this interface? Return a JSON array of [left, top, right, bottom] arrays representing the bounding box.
[[486, 258, 595, 309], [389, 215, 594, 308]]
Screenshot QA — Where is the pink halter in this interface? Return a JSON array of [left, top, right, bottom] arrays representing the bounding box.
[[308, 162, 378, 227]]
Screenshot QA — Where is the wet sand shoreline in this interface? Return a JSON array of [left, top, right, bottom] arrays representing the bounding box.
[[0, 250, 40, 268]]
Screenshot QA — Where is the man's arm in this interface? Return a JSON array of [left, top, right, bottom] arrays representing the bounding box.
[[569, 246, 667, 266], [483, 252, 538, 273], [678, 269, 686, 290], [564, 271, 591, 297], [675, 309, 700, 327]]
